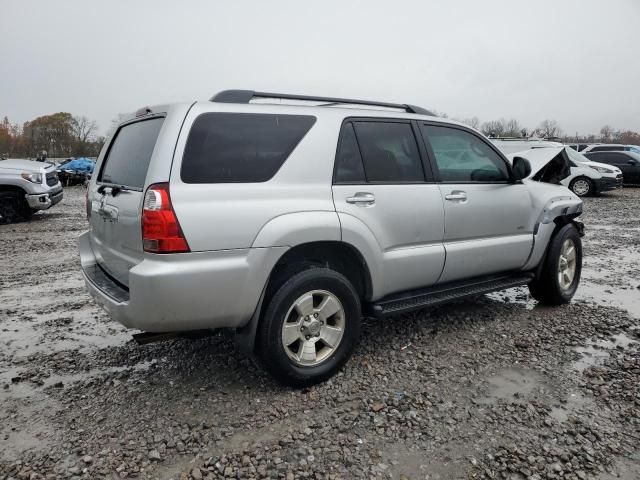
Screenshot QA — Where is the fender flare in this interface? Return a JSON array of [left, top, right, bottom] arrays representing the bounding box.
[[251, 211, 341, 248]]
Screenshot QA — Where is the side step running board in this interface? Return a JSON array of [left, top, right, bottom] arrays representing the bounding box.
[[365, 273, 534, 318]]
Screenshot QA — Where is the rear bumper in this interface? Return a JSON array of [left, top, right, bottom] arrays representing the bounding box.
[[26, 186, 63, 210], [78, 231, 287, 332], [593, 175, 623, 192]]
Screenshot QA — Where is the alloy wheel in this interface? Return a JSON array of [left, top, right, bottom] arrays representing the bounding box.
[[558, 238, 577, 290], [281, 289, 346, 366]]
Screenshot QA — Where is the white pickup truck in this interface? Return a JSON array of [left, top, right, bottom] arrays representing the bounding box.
[[0, 159, 63, 224]]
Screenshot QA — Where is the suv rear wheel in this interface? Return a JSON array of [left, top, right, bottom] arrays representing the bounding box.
[[529, 223, 582, 305], [0, 190, 31, 224], [258, 267, 361, 387]]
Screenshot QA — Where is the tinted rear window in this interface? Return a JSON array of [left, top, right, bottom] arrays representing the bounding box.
[[99, 117, 164, 189], [353, 122, 424, 182], [181, 113, 316, 183]]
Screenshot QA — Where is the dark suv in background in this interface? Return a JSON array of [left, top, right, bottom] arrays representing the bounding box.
[[584, 151, 640, 185]]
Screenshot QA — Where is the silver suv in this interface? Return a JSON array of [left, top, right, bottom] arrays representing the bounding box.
[[79, 90, 584, 387]]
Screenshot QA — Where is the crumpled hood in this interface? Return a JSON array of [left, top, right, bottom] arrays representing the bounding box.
[[507, 147, 572, 184], [0, 159, 54, 173]]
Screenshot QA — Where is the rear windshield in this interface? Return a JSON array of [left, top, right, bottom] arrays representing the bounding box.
[[181, 113, 316, 183], [98, 117, 164, 189]]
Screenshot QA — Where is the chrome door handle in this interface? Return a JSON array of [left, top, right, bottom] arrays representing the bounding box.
[[444, 191, 467, 201], [346, 192, 375, 205]]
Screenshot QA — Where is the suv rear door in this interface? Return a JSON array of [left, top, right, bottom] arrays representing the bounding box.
[[332, 118, 445, 297], [420, 123, 533, 283], [89, 116, 165, 286]]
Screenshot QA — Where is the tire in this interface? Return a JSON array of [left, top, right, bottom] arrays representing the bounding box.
[[0, 191, 31, 224], [258, 267, 361, 388], [569, 177, 593, 197], [529, 223, 582, 305]]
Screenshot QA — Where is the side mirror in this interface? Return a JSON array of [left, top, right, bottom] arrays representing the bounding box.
[[512, 156, 532, 181], [629, 160, 638, 166]]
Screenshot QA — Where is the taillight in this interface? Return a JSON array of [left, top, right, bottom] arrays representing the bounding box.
[[142, 183, 190, 253]]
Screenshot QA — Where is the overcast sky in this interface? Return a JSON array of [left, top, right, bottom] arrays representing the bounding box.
[[1, 0, 639, 137]]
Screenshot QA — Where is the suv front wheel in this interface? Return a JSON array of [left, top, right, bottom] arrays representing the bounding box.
[[529, 223, 582, 305], [258, 267, 361, 387]]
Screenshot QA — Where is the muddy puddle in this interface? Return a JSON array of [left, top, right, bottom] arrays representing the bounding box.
[[572, 332, 638, 372], [477, 367, 542, 404]]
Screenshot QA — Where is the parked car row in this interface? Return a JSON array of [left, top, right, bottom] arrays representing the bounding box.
[[490, 138, 638, 196], [567, 143, 640, 154], [0, 156, 99, 224]]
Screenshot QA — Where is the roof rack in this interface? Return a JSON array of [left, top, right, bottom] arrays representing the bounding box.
[[210, 90, 434, 116]]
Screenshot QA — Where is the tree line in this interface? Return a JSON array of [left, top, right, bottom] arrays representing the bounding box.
[[449, 114, 640, 145], [2, 111, 639, 161], [0, 113, 104, 159]]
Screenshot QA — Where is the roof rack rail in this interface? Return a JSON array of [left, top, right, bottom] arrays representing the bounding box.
[[210, 90, 434, 116]]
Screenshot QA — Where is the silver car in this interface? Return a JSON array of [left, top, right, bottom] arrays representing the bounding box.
[[79, 90, 584, 386]]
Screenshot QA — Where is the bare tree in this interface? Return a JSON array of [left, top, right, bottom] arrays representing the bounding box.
[[599, 125, 614, 143], [72, 116, 98, 143], [481, 119, 506, 137], [461, 116, 481, 130], [504, 118, 522, 137], [536, 119, 563, 139], [428, 109, 448, 119]]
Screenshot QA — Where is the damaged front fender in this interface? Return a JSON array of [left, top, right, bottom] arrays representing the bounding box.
[[539, 195, 583, 225], [521, 187, 584, 271]]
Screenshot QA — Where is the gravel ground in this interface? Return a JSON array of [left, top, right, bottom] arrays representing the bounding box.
[[1, 186, 639, 480]]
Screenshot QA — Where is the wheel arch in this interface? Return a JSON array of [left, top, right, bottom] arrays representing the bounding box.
[[235, 240, 374, 355], [266, 240, 373, 302], [0, 184, 27, 196]]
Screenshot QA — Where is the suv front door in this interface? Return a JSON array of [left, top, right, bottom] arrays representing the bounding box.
[[332, 119, 445, 298], [420, 124, 534, 283]]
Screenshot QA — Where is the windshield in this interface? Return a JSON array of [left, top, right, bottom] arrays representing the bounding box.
[[564, 146, 591, 164], [630, 146, 640, 154]]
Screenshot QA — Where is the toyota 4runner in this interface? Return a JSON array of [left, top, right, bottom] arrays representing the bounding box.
[[79, 90, 584, 387]]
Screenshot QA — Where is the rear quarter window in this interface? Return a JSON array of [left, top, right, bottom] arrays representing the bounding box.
[[98, 117, 164, 190], [181, 113, 316, 183]]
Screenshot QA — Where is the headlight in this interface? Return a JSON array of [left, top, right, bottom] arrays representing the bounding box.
[[589, 166, 612, 174], [21, 172, 43, 183]]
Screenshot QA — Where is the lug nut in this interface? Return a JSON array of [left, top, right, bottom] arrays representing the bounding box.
[[305, 335, 310, 340], [314, 313, 318, 318], [300, 326, 304, 331]]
